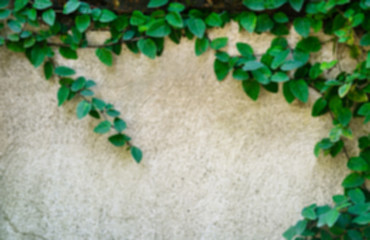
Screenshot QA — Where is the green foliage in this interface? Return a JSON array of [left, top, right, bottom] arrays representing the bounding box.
[[1, 1, 370, 237]]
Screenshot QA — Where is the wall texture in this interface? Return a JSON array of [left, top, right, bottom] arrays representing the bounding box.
[[0, 23, 366, 240]]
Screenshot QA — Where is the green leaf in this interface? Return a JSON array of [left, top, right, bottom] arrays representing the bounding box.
[[233, 69, 249, 81], [148, 0, 168, 8], [71, 77, 86, 92], [168, 2, 185, 12], [214, 59, 229, 81], [302, 204, 317, 220], [271, 49, 289, 69], [337, 107, 352, 126], [240, 12, 257, 32], [293, 17, 310, 37], [205, 12, 222, 27], [26, 45, 46, 68], [63, 0, 80, 14], [342, 173, 365, 188], [348, 188, 365, 204], [317, 209, 340, 228], [242, 0, 264, 11], [137, 38, 157, 59], [0, 0, 9, 8], [243, 61, 264, 71], [107, 109, 120, 117], [195, 38, 209, 56], [283, 82, 295, 103], [255, 14, 274, 32], [165, 12, 183, 28], [210, 37, 227, 50], [75, 15, 90, 32], [273, 12, 289, 24], [360, 33, 370, 46], [131, 146, 143, 163], [130, 11, 147, 26], [76, 100, 92, 119], [43, 61, 53, 80], [33, 0, 52, 10], [94, 120, 111, 134], [96, 48, 113, 66], [92, 98, 106, 110], [108, 134, 127, 147], [366, 52, 370, 68], [59, 47, 78, 60], [42, 9, 55, 26], [353, 214, 370, 225], [312, 98, 327, 117], [14, 0, 28, 11], [289, 0, 304, 12], [147, 20, 171, 37], [0, 9, 10, 19], [114, 118, 126, 132], [57, 86, 70, 106], [7, 20, 22, 33], [271, 72, 289, 82], [236, 42, 254, 57], [55, 66, 76, 76], [187, 18, 206, 38], [289, 79, 309, 103], [242, 80, 260, 101], [99, 9, 117, 23], [347, 157, 368, 171]]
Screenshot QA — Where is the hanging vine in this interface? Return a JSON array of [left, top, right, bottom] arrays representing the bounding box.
[[0, 0, 370, 238]]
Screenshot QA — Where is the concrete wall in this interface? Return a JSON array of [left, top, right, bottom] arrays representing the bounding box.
[[0, 22, 365, 240]]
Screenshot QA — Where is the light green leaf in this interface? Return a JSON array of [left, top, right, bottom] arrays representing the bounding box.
[[75, 15, 90, 32], [147, 20, 171, 37], [131, 146, 143, 163], [302, 204, 317, 220], [338, 83, 351, 98], [240, 12, 257, 32], [289, 0, 304, 12], [165, 12, 183, 28], [271, 72, 289, 82], [33, 0, 52, 10], [114, 118, 126, 132], [137, 38, 157, 59], [168, 2, 185, 12], [187, 18, 206, 38], [148, 0, 168, 8], [210, 37, 228, 50], [293, 17, 310, 37], [63, 0, 80, 14], [94, 121, 111, 134], [71, 77, 86, 92], [205, 12, 222, 27], [317, 209, 340, 228], [42, 9, 55, 26], [99, 9, 117, 23], [195, 38, 209, 56], [236, 42, 254, 57], [76, 100, 92, 119], [57, 86, 69, 106]]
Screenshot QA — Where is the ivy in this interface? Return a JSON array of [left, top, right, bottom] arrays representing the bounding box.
[[1, 0, 370, 238]]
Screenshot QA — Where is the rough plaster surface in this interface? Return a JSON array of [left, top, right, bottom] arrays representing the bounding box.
[[0, 23, 367, 240]]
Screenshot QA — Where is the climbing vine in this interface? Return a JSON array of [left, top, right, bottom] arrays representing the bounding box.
[[1, 0, 370, 238]]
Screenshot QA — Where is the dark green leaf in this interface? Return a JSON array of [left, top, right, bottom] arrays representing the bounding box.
[[353, 214, 370, 225], [147, 20, 171, 37], [92, 98, 106, 110], [283, 82, 295, 103], [71, 77, 86, 92], [168, 2, 185, 12], [59, 47, 78, 60], [114, 118, 126, 132], [360, 33, 370, 46], [312, 97, 327, 116], [293, 17, 310, 37], [348, 188, 365, 204], [347, 157, 368, 171], [242, 80, 260, 101], [195, 38, 209, 56], [108, 134, 127, 147], [296, 37, 321, 53], [14, 0, 28, 11], [233, 69, 249, 81], [236, 43, 254, 57], [273, 12, 289, 23], [255, 14, 274, 32], [342, 173, 365, 188], [96, 48, 113, 66], [75, 15, 90, 32], [0, 0, 9, 8], [33, 0, 52, 10], [94, 120, 111, 134], [210, 37, 228, 50], [289, 0, 304, 12], [43, 61, 53, 80], [205, 12, 222, 27], [214, 59, 229, 81]]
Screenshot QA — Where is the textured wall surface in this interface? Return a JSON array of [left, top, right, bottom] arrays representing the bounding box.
[[0, 23, 364, 240]]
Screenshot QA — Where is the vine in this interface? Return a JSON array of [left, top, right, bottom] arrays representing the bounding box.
[[1, 0, 370, 238]]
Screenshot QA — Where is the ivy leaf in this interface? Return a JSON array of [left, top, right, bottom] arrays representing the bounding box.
[[271, 72, 289, 82], [43, 61, 53, 80], [342, 173, 365, 188], [296, 37, 321, 53], [205, 12, 222, 27], [63, 0, 80, 14], [148, 0, 168, 8], [293, 17, 310, 37], [114, 118, 126, 132], [14, 0, 28, 11], [347, 157, 368, 171], [317, 209, 340, 228], [289, 79, 308, 103], [214, 59, 229, 81], [55, 66, 76, 76], [57, 86, 70, 106], [96, 48, 113, 66], [94, 120, 111, 134], [283, 82, 295, 103], [312, 97, 327, 116], [42, 9, 55, 26], [99, 9, 117, 23], [243, 61, 264, 71], [75, 15, 90, 32], [137, 38, 157, 59], [71, 77, 86, 92], [236, 42, 254, 58], [59, 47, 78, 60], [147, 20, 171, 37], [92, 98, 106, 110], [165, 12, 183, 28], [301, 204, 317, 220], [187, 18, 206, 38], [33, 0, 52, 10], [76, 100, 92, 119], [131, 146, 143, 163], [242, 80, 260, 101], [360, 33, 370, 46], [289, 0, 304, 12], [108, 134, 127, 147], [195, 38, 209, 56], [210, 37, 228, 50], [240, 12, 257, 33]]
